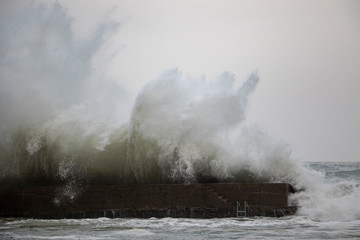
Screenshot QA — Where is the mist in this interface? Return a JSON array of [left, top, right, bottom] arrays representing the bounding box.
[[0, 3, 305, 186]]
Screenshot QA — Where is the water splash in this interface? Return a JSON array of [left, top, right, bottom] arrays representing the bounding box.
[[1, 2, 359, 221], [291, 162, 360, 221], [0, 3, 304, 187]]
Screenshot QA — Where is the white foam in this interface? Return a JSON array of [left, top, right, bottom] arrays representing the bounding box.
[[111, 229, 154, 236]]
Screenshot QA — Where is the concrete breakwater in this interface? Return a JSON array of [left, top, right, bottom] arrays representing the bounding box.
[[0, 183, 296, 218]]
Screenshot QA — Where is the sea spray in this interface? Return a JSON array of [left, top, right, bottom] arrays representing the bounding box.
[[1, 2, 359, 222], [0, 65, 306, 186], [125, 69, 262, 183], [0, 2, 123, 194], [0, 2, 300, 186], [0, 2, 302, 188], [292, 163, 360, 221]]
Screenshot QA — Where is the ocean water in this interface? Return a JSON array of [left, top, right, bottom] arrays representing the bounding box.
[[1, 162, 359, 240], [1, 216, 360, 240]]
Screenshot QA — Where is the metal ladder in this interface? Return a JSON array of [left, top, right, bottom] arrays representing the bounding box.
[[236, 201, 248, 218]]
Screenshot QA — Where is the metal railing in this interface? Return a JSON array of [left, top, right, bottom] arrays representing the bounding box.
[[236, 201, 248, 218]]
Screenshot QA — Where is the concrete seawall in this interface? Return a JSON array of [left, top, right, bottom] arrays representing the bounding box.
[[0, 183, 296, 218]]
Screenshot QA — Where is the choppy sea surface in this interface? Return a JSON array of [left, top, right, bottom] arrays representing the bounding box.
[[1, 162, 360, 240]]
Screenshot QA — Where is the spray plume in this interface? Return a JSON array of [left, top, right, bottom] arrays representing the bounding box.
[[1, 3, 359, 221]]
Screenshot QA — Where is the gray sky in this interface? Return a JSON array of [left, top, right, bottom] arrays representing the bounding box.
[[2, 0, 360, 162]]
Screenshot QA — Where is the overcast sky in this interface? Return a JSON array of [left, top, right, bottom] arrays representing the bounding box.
[[2, 0, 360, 162]]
